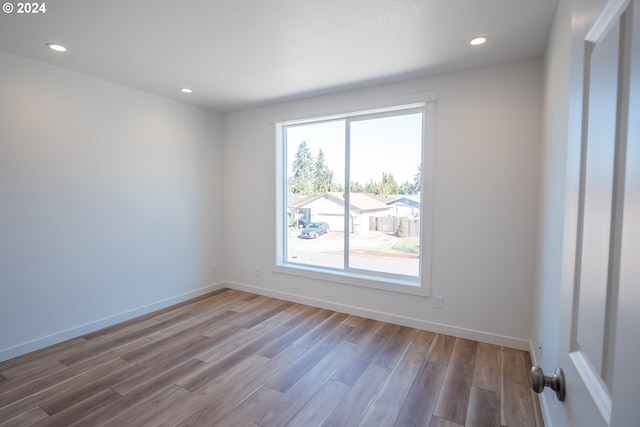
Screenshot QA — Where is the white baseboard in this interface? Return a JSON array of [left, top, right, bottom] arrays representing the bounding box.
[[224, 281, 531, 351], [0, 282, 227, 363]]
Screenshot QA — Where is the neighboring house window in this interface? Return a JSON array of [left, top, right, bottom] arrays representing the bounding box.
[[276, 97, 435, 296]]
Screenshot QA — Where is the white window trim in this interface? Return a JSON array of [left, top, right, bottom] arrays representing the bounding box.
[[274, 91, 436, 297]]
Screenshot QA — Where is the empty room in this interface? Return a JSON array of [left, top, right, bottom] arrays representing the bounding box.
[[0, 0, 638, 426]]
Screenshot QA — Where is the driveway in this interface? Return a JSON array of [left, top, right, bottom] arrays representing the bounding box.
[[287, 230, 419, 276]]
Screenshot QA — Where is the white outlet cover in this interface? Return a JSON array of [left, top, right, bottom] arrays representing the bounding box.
[[434, 295, 444, 309]]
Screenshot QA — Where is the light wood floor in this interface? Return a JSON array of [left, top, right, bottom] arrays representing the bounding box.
[[0, 289, 544, 427]]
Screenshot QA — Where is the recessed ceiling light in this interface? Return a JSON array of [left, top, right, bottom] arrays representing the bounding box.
[[470, 37, 488, 46], [46, 43, 67, 52], [180, 88, 193, 94]]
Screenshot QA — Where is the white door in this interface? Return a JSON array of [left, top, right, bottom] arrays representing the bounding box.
[[549, 0, 639, 425]]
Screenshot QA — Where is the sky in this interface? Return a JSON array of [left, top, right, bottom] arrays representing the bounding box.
[[286, 112, 423, 186]]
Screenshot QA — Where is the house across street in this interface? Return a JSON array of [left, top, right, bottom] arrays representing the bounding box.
[[289, 192, 420, 234]]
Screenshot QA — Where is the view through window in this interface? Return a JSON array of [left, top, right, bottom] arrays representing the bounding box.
[[282, 105, 425, 283]]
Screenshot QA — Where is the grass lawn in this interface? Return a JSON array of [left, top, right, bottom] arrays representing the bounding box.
[[391, 236, 420, 253]]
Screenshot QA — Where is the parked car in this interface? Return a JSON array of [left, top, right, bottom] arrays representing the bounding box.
[[299, 222, 329, 239]]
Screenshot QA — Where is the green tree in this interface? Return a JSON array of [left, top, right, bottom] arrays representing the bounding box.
[[289, 141, 314, 195], [398, 181, 412, 195], [350, 181, 365, 193], [313, 148, 334, 193], [365, 179, 378, 194], [397, 217, 409, 237], [413, 164, 421, 194], [378, 172, 399, 196]]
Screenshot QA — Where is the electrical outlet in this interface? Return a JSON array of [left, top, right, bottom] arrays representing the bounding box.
[[434, 295, 444, 310], [255, 267, 261, 277], [210, 264, 216, 275]]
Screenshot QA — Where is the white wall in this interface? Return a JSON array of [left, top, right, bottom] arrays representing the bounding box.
[[223, 59, 543, 348], [0, 51, 224, 361], [531, 0, 571, 421]]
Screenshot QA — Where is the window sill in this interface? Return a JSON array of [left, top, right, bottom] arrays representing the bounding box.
[[272, 263, 430, 297]]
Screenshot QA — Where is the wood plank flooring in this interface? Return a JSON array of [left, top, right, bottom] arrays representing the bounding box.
[[0, 289, 544, 426]]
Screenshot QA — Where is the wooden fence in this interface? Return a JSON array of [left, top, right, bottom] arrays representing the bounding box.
[[369, 216, 420, 237]]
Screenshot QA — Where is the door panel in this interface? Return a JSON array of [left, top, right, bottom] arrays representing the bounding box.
[[554, 0, 636, 426], [575, 16, 620, 381]]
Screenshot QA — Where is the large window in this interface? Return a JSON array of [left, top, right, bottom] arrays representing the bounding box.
[[276, 98, 434, 295]]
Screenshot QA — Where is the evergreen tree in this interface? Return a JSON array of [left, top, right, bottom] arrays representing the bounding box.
[[413, 165, 421, 194], [397, 217, 409, 237], [313, 148, 334, 192], [398, 181, 412, 195], [365, 179, 378, 194], [289, 141, 314, 195]]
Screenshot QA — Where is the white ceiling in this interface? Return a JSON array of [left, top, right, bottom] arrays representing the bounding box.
[[0, 0, 558, 112]]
